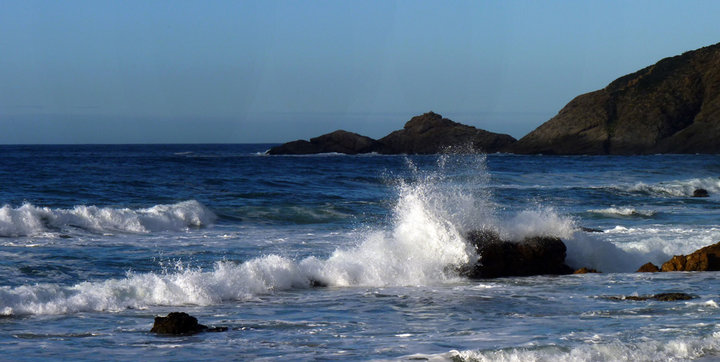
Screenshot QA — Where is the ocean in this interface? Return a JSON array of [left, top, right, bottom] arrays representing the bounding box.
[[1, 144, 720, 361]]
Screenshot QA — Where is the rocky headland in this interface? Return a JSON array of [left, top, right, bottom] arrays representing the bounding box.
[[269, 42, 720, 155], [267, 112, 516, 155], [508, 42, 720, 154]]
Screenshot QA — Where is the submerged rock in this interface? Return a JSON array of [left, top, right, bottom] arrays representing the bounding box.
[[608, 293, 696, 301], [661, 241, 720, 272], [693, 188, 710, 197], [636, 262, 661, 272], [150, 312, 227, 335], [459, 230, 573, 278]]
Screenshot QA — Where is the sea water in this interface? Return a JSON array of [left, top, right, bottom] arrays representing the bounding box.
[[1, 144, 720, 360]]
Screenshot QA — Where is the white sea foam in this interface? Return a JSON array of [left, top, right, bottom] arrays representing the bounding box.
[[3, 154, 710, 315], [406, 333, 720, 361], [0, 200, 216, 237], [588, 207, 656, 217], [562, 232, 666, 272], [623, 176, 720, 197], [0, 155, 486, 315]]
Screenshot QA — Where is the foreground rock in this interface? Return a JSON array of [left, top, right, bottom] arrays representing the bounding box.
[[267, 112, 516, 155], [607, 293, 696, 301], [661, 241, 720, 272], [151, 312, 227, 335], [266, 130, 382, 155], [377, 112, 516, 154], [459, 230, 573, 278], [508, 42, 720, 154]]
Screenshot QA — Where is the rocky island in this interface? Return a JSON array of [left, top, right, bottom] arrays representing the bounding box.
[[266, 112, 516, 155], [269, 42, 720, 155]]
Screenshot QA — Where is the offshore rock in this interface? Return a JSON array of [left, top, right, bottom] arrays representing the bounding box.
[[267, 112, 516, 155], [150, 312, 227, 335], [573, 267, 600, 274], [693, 188, 710, 197], [661, 241, 720, 271], [460, 230, 573, 279], [636, 262, 661, 272], [508, 42, 720, 154], [377, 112, 516, 154], [267, 130, 383, 155]]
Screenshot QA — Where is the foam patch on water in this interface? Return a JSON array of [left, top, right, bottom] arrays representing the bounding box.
[[408, 333, 720, 361], [0, 200, 216, 236], [622, 177, 720, 197], [499, 207, 577, 240], [588, 207, 656, 217]]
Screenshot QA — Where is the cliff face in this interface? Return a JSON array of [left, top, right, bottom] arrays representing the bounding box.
[[508, 42, 720, 154], [378, 112, 516, 154]]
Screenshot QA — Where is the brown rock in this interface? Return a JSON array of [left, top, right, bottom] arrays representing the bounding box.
[[636, 262, 661, 272], [507, 42, 720, 155], [459, 230, 573, 278], [661, 241, 720, 271], [573, 267, 600, 274]]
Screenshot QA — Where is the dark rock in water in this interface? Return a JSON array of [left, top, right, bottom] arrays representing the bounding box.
[[267, 130, 383, 155], [661, 241, 720, 271], [573, 267, 600, 274], [636, 262, 661, 272], [267, 112, 516, 155], [460, 230, 573, 278], [507, 42, 720, 155], [580, 227, 604, 233], [309, 279, 328, 288], [150, 312, 226, 335], [693, 188, 710, 197], [608, 293, 696, 301], [378, 112, 516, 154]]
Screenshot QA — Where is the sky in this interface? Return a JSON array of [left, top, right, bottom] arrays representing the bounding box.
[[1, 1, 720, 144]]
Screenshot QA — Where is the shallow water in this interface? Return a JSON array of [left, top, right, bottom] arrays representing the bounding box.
[[1, 144, 719, 360]]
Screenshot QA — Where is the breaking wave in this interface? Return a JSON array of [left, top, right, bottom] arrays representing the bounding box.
[[409, 333, 720, 361], [1, 153, 702, 315], [610, 176, 720, 197], [588, 207, 656, 218], [0, 200, 216, 237]]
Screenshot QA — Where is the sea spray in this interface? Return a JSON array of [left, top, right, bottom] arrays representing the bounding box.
[[0, 153, 496, 315]]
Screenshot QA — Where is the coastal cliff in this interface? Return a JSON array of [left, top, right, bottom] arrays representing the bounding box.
[[508, 42, 720, 154]]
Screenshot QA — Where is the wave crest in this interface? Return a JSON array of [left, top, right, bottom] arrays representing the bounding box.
[[0, 200, 216, 237]]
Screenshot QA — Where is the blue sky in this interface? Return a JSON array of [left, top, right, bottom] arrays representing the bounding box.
[[1, 1, 720, 144]]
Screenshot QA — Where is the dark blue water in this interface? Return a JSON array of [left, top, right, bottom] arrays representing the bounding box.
[[1, 144, 720, 360]]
